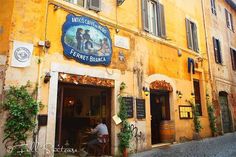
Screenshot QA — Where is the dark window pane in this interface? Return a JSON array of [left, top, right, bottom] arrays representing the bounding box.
[[193, 80, 202, 116]]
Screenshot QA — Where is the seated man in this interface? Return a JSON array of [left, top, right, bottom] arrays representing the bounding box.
[[87, 118, 109, 154]]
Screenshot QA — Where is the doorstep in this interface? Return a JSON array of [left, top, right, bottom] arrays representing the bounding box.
[[152, 143, 172, 149]]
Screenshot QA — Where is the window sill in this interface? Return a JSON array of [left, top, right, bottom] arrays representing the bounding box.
[[227, 27, 234, 33], [49, 0, 99, 17], [49, 0, 140, 35], [140, 31, 201, 56]]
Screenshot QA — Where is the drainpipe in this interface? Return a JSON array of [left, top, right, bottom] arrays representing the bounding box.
[[200, 0, 214, 95], [32, 0, 50, 156]]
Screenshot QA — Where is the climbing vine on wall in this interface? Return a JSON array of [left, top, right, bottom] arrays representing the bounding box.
[[207, 99, 217, 136], [187, 100, 202, 134], [2, 82, 41, 157]]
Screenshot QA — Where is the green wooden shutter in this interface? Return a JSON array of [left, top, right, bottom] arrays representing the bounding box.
[[213, 37, 219, 63], [142, 0, 149, 31], [186, 19, 192, 49], [193, 23, 199, 52]]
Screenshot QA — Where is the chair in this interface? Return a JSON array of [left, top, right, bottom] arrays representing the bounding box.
[[95, 134, 109, 156]]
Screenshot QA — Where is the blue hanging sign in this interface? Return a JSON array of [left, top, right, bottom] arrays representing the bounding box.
[[62, 14, 112, 66]]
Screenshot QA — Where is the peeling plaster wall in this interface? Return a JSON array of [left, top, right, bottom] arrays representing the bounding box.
[[204, 0, 236, 132]]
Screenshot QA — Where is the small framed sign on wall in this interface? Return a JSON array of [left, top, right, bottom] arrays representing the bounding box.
[[136, 99, 146, 119], [123, 97, 134, 118], [179, 106, 193, 119]]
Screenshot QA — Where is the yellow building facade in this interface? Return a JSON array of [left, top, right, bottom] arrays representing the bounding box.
[[0, 0, 213, 156]]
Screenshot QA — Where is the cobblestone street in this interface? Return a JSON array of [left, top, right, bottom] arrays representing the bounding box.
[[131, 133, 236, 157]]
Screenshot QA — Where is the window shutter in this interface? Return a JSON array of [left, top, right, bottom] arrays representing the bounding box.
[[88, 0, 101, 12], [218, 40, 223, 64], [213, 37, 219, 64], [193, 23, 199, 52], [230, 13, 234, 31], [186, 19, 192, 49], [225, 9, 230, 28], [157, 3, 166, 38], [211, 0, 216, 15], [230, 48, 236, 70], [157, 3, 162, 36], [142, 0, 149, 31]]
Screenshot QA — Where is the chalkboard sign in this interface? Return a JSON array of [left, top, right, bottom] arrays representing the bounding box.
[[123, 97, 133, 118], [136, 99, 146, 119]]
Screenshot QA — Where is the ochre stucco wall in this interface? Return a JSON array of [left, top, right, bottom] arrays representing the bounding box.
[[1, 0, 213, 156]]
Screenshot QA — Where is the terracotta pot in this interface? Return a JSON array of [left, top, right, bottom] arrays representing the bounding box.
[[123, 148, 128, 157]]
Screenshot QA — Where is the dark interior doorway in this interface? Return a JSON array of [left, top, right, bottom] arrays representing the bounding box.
[[150, 90, 170, 145], [219, 91, 232, 133], [55, 82, 112, 155]]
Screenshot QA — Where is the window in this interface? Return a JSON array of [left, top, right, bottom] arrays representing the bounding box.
[[210, 0, 217, 15], [225, 9, 234, 31], [230, 48, 236, 71], [64, 0, 86, 7], [186, 19, 199, 52], [193, 79, 202, 116], [63, 0, 101, 12], [213, 37, 223, 64], [142, 0, 166, 38]]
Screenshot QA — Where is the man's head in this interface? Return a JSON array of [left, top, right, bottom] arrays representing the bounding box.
[[102, 118, 106, 124], [97, 118, 106, 124]]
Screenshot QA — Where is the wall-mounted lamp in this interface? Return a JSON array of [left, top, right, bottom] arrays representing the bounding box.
[[191, 92, 195, 99], [177, 49, 182, 57], [54, 5, 60, 11], [176, 90, 183, 99], [117, 0, 125, 6], [44, 72, 51, 83], [115, 28, 120, 33], [143, 87, 150, 96]]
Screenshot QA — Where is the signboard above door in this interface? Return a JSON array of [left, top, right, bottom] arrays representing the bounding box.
[[62, 14, 112, 66]]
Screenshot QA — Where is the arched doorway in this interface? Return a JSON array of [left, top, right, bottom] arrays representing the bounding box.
[[149, 80, 174, 144], [219, 91, 232, 133]]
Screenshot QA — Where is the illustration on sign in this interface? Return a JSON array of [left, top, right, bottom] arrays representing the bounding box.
[[11, 41, 33, 68], [62, 14, 112, 65]]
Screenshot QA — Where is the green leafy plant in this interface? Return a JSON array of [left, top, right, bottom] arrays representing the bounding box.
[[118, 121, 132, 151], [2, 82, 40, 157], [117, 82, 132, 155], [120, 82, 127, 91], [187, 100, 202, 134], [192, 104, 202, 133], [207, 100, 217, 136]]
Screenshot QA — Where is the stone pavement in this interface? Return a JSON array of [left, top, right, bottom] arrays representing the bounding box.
[[130, 132, 236, 157]]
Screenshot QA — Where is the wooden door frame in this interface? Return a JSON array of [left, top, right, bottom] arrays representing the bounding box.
[[219, 91, 233, 133], [46, 63, 121, 156], [55, 83, 112, 152]]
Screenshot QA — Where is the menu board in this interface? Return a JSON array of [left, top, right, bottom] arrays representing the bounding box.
[[136, 99, 146, 119], [123, 97, 133, 118], [179, 106, 193, 119]]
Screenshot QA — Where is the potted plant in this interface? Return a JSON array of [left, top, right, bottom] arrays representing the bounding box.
[[118, 121, 132, 157], [118, 82, 132, 157]]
